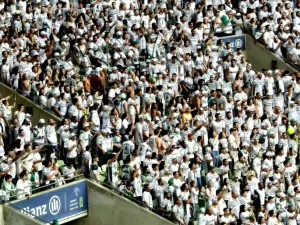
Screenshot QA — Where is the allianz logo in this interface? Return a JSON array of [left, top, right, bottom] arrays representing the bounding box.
[[20, 196, 61, 218]]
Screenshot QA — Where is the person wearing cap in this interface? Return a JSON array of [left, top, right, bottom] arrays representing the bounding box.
[[197, 206, 208, 225], [122, 181, 134, 198], [33, 119, 46, 147], [66, 133, 78, 169], [122, 134, 135, 161], [285, 101, 297, 122], [96, 128, 113, 165], [89, 155, 101, 183], [79, 123, 92, 153]]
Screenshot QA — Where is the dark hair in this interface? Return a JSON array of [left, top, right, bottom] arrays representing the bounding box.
[[5, 174, 12, 181], [14, 139, 21, 149], [24, 143, 31, 150], [19, 170, 27, 179]]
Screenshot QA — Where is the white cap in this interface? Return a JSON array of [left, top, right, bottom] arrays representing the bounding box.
[[194, 90, 200, 95], [266, 151, 272, 156], [83, 123, 90, 128], [242, 142, 249, 147], [105, 128, 112, 134], [31, 50, 39, 57], [70, 133, 77, 138], [39, 119, 45, 124], [40, 31, 47, 35]]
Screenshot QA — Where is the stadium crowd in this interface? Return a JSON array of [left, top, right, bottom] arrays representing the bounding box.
[[0, 0, 299, 225]]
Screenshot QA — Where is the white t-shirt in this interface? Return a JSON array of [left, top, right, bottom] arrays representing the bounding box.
[[7, 158, 16, 178], [16, 179, 28, 199], [142, 191, 153, 208], [287, 212, 297, 225], [67, 139, 78, 158], [33, 152, 43, 171], [23, 153, 34, 172], [205, 214, 216, 225]]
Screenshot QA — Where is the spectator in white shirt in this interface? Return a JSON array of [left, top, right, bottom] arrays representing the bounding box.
[[142, 184, 153, 208], [16, 170, 30, 199]]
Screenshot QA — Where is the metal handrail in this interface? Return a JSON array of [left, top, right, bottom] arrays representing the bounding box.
[[86, 174, 174, 223], [247, 31, 299, 70], [8, 171, 84, 200]]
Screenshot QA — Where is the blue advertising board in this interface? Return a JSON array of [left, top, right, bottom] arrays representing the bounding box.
[[9, 180, 88, 224], [219, 34, 246, 51]]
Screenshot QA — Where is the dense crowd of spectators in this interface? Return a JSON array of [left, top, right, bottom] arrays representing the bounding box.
[[0, 0, 299, 225]]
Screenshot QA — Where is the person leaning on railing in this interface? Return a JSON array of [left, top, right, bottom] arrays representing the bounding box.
[[62, 162, 77, 183], [0, 155, 10, 183], [1, 174, 15, 201], [15, 170, 30, 200], [42, 159, 59, 190], [30, 164, 41, 195]]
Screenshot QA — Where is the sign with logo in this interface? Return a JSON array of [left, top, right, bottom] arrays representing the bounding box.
[[219, 35, 246, 51], [9, 180, 88, 224]]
